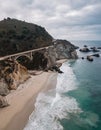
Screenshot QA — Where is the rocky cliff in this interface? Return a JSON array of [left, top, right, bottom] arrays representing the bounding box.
[[0, 59, 30, 107], [0, 18, 78, 107], [0, 18, 53, 56], [0, 59, 30, 95]]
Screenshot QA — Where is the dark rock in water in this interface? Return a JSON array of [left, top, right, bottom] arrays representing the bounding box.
[[92, 54, 100, 57], [84, 45, 87, 47], [87, 56, 93, 61], [97, 47, 101, 49], [58, 69, 63, 74], [82, 57, 84, 60], [91, 47, 100, 52], [90, 47, 95, 49], [0, 95, 9, 108], [74, 46, 79, 49], [79, 47, 90, 52], [50, 66, 63, 73]]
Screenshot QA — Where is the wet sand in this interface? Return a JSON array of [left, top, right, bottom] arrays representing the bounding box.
[[0, 72, 57, 130]]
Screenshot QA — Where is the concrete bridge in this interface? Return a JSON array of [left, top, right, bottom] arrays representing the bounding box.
[[0, 45, 53, 61]]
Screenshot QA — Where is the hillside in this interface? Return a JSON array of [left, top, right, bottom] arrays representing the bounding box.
[[0, 18, 53, 56]]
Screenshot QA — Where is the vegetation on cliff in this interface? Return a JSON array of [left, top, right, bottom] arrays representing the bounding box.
[[0, 18, 53, 56]]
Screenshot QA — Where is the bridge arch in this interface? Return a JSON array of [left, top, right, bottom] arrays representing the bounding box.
[[15, 54, 31, 61], [15, 55, 31, 69]]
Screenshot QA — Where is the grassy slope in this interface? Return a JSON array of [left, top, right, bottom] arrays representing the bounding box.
[[0, 18, 53, 56]]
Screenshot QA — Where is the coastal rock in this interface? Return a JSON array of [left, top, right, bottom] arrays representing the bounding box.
[[79, 47, 90, 52], [87, 56, 93, 61], [82, 57, 84, 59], [21, 39, 78, 71], [0, 59, 30, 95], [50, 65, 63, 73], [0, 95, 9, 108], [92, 54, 100, 57], [54, 39, 78, 59], [97, 47, 101, 49], [91, 47, 100, 52], [0, 79, 9, 96], [84, 45, 87, 47]]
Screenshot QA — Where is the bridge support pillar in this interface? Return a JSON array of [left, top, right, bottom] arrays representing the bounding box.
[[30, 52, 33, 61]]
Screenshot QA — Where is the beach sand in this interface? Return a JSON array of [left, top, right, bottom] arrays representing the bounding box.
[[0, 72, 57, 130], [0, 59, 67, 130]]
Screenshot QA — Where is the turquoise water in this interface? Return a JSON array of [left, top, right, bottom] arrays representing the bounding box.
[[24, 41, 101, 130], [62, 41, 101, 130]]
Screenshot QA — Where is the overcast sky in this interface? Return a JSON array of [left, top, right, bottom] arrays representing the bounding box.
[[0, 0, 101, 40]]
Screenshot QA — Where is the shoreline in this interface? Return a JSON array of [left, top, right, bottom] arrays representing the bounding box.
[[0, 72, 57, 130], [0, 59, 67, 130]]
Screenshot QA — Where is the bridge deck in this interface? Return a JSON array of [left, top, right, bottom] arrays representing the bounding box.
[[0, 45, 53, 61]]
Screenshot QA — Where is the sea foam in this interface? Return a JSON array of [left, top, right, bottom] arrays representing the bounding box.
[[24, 62, 82, 130], [56, 62, 77, 93]]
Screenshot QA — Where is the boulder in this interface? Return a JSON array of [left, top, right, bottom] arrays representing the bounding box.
[[0, 59, 30, 95], [50, 65, 63, 73], [82, 57, 84, 60], [97, 47, 101, 49], [0, 79, 9, 96], [84, 45, 87, 47], [87, 56, 93, 61], [92, 54, 100, 57], [92, 47, 99, 52], [0, 95, 9, 108], [79, 47, 90, 52]]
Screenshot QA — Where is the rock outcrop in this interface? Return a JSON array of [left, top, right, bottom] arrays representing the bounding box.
[[0, 95, 9, 108], [0, 59, 30, 96], [92, 54, 100, 57], [91, 47, 100, 52], [22, 39, 78, 71], [79, 47, 90, 52], [54, 39, 78, 59], [87, 56, 93, 61]]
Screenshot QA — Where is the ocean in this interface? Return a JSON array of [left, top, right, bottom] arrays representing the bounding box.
[[24, 41, 101, 130]]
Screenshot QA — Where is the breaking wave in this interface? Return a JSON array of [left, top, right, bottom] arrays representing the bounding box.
[[24, 62, 82, 130]]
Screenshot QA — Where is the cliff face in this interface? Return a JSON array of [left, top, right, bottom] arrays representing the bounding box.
[[25, 39, 78, 71], [0, 59, 30, 96], [52, 39, 78, 59], [14, 39, 78, 71], [0, 18, 53, 56]]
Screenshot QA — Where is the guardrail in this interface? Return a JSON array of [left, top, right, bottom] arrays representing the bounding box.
[[0, 45, 53, 61]]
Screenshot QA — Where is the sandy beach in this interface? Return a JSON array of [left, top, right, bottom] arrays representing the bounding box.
[[0, 59, 67, 130], [0, 71, 57, 130]]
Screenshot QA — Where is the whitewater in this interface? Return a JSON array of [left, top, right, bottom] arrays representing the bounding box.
[[24, 62, 82, 130]]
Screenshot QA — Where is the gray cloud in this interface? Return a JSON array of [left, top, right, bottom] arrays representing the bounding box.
[[0, 0, 101, 40]]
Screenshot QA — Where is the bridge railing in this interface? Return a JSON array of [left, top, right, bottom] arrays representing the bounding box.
[[0, 45, 53, 61]]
